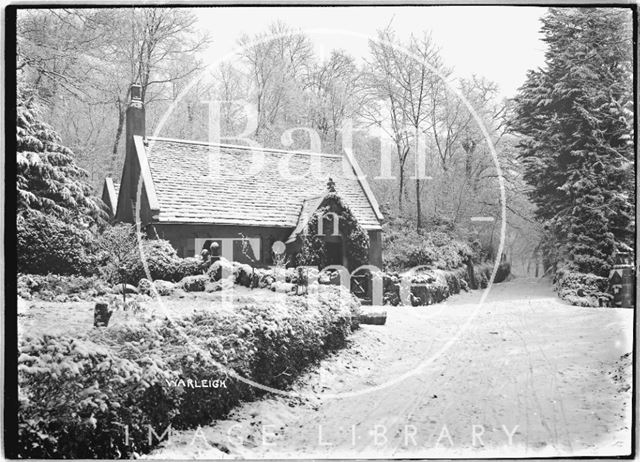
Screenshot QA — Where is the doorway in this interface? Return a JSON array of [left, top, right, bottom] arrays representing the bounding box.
[[326, 241, 343, 266]]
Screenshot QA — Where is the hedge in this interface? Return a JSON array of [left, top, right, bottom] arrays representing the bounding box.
[[382, 262, 511, 306], [17, 286, 361, 458], [17, 211, 96, 276], [18, 273, 111, 301], [555, 266, 611, 307], [382, 219, 479, 272]]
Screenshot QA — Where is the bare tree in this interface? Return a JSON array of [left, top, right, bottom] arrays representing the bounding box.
[[360, 28, 446, 226], [17, 8, 211, 181], [103, 8, 210, 175], [304, 50, 362, 152], [237, 21, 313, 140], [360, 28, 413, 213], [394, 32, 443, 229]]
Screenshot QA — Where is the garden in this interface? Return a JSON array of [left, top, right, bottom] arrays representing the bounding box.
[[14, 79, 514, 458], [16, 215, 511, 458], [17, 240, 363, 458]]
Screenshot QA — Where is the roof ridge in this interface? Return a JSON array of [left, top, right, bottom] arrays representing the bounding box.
[[146, 136, 344, 158]]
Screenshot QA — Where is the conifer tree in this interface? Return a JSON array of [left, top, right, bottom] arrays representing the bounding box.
[[511, 8, 634, 276], [17, 86, 104, 224], [16, 86, 106, 274]]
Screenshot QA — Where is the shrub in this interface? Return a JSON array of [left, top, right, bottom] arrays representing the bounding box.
[[154, 280, 176, 296], [254, 268, 275, 289], [97, 226, 200, 286], [232, 262, 254, 288], [17, 273, 110, 301], [207, 258, 234, 282], [382, 219, 476, 272], [17, 334, 181, 458], [137, 278, 153, 295], [97, 225, 211, 286], [119, 239, 182, 285], [17, 211, 96, 276], [471, 262, 511, 289], [555, 266, 611, 307], [17, 288, 361, 458], [408, 272, 450, 305], [176, 257, 205, 279], [95, 224, 139, 284], [178, 275, 209, 292], [381, 267, 473, 306]]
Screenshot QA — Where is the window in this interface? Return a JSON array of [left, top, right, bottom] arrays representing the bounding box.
[[194, 237, 261, 265]]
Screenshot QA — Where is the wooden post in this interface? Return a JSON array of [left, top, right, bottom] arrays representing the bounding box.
[[94, 302, 113, 328], [466, 257, 477, 290]]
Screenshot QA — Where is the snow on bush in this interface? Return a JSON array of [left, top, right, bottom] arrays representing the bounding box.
[[178, 275, 209, 292], [555, 266, 611, 307], [17, 273, 110, 301], [17, 287, 361, 458], [207, 257, 234, 282]]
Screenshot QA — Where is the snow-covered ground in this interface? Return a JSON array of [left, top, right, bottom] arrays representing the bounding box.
[[148, 277, 633, 459]]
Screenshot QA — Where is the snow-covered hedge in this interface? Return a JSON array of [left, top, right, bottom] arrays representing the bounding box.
[[383, 268, 468, 306], [17, 273, 111, 301], [382, 262, 511, 306], [17, 286, 361, 458], [555, 266, 611, 307]]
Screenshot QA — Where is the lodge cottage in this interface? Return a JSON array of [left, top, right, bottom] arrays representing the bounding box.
[[102, 84, 384, 269]]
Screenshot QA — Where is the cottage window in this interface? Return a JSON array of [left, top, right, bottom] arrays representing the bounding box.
[[194, 237, 261, 265]]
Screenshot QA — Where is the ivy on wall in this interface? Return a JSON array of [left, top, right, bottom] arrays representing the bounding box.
[[294, 193, 370, 271]]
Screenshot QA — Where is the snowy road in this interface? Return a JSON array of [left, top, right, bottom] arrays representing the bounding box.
[[150, 278, 633, 458]]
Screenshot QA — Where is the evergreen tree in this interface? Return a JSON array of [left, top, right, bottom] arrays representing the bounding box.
[[17, 86, 105, 224], [16, 86, 106, 274], [511, 8, 634, 277]]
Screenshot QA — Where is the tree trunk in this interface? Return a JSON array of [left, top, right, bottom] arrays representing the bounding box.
[[398, 168, 404, 212], [416, 178, 422, 230]]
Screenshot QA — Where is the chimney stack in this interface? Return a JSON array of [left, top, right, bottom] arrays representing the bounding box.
[[120, 83, 146, 222], [126, 83, 145, 140]]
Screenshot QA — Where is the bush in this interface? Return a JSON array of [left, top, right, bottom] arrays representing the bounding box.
[[18, 288, 361, 458], [154, 280, 176, 296], [18, 334, 181, 458], [97, 225, 204, 286], [382, 268, 468, 306], [232, 262, 254, 288], [207, 258, 234, 282], [95, 224, 139, 284], [17, 211, 96, 276], [382, 219, 476, 272], [555, 266, 611, 307], [176, 257, 205, 279], [119, 239, 182, 285], [471, 262, 511, 289], [17, 273, 110, 301], [254, 268, 276, 289], [408, 272, 450, 305], [178, 275, 209, 292], [137, 278, 153, 295]]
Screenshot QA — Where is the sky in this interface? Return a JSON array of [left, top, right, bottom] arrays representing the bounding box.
[[193, 6, 548, 98]]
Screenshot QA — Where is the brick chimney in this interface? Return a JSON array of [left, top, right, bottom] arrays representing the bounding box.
[[117, 83, 146, 222], [126, 83, 145, 142]]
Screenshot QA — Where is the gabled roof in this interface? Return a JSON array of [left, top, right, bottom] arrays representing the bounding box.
[[141, 136, 383, 230], [101, 177, 120, 215], [286, 194, 326, 244]]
